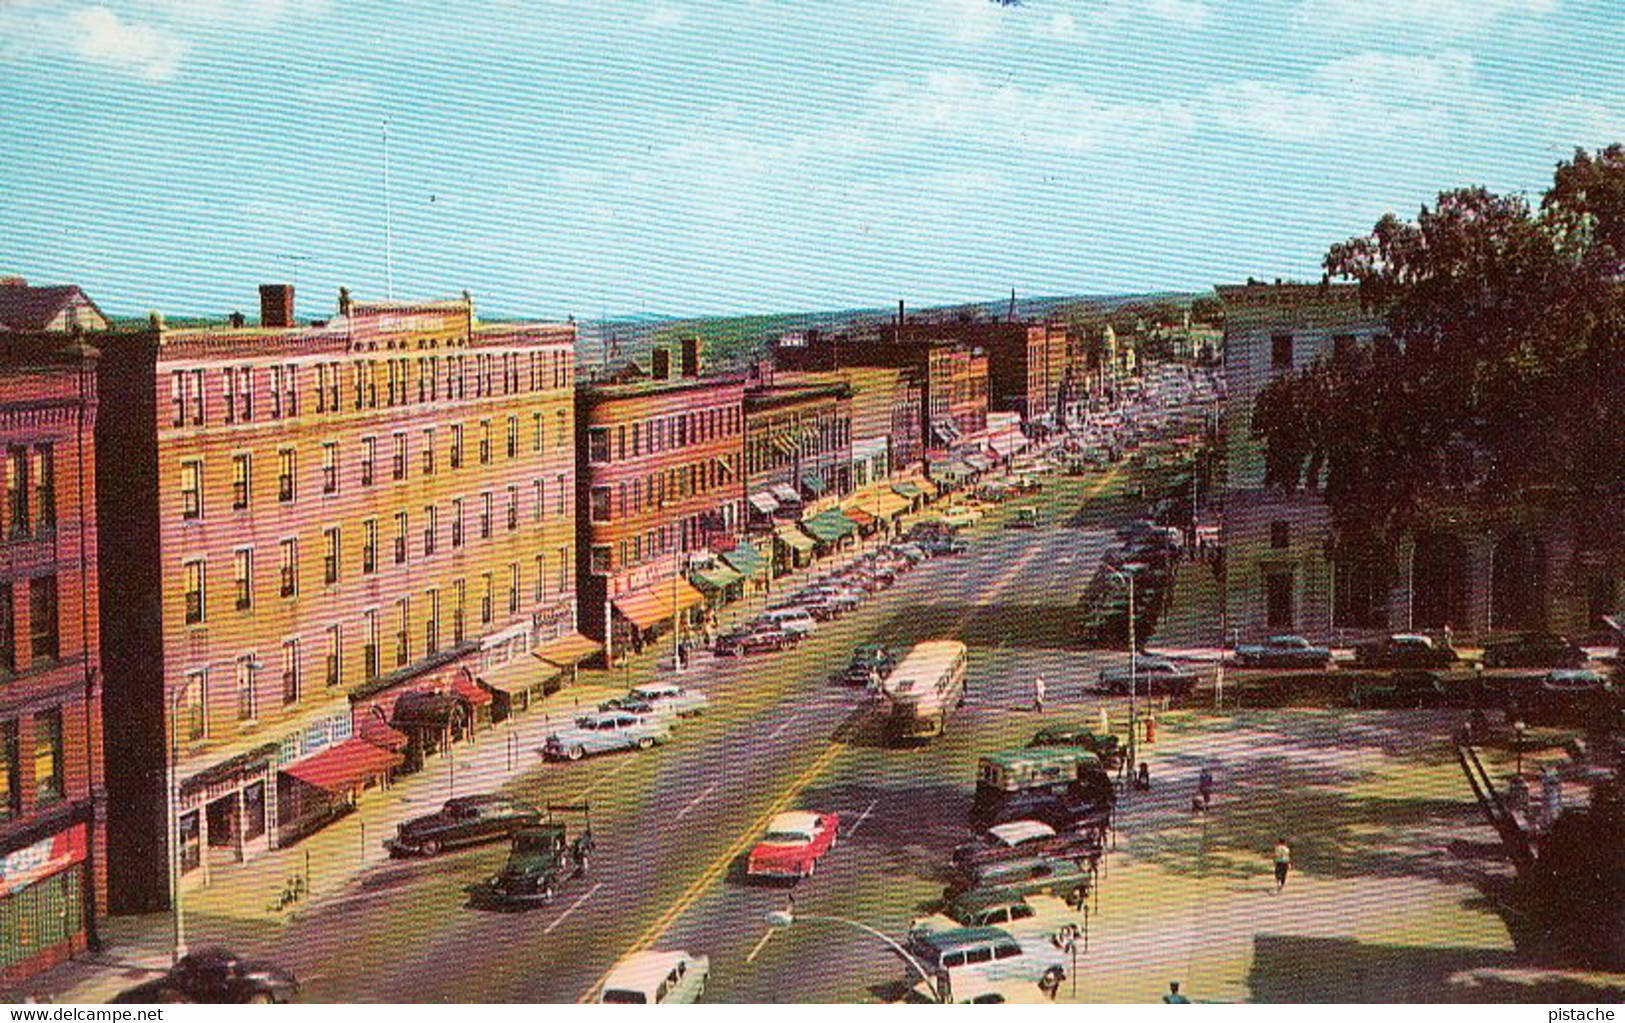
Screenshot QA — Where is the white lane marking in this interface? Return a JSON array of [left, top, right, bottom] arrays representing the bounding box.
[[745, 927, 778, 964], [845, 797, 879, 838], [543, 881, 603, 935], [673, 782, 719, 823], [767, 714, 800, 740], [569, 754, 638, 802]]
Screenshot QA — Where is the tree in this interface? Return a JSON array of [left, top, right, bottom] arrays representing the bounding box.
[[1251, 145, 1625, 543]]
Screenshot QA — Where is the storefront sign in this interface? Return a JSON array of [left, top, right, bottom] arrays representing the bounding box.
[[0, 824, 87, 898]]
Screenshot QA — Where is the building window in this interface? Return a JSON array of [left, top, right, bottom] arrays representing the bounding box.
[[232, 454, 251, 510], [555, 474, 567, 517], [0, 720, 17, 821], [506, 416, 519, 459], [558, 545, 571, 593], [588, 427, 609, 464], [33, 445, 54, 532], [479, 573, 493, 625], [508, 563, 520, 614], [534, 555, 547, 603], [589, 544, 611, 576], [363, 519, 378, 574], [394, 511, 409, 565], [236, 657, 257, 722], [426, 589, 440, 654], [450, 425, 464, 470], [1270, 521, 1291, 550], [392, 432, 407, 481], [180, 459, 203, 520], [33, 708, 63, 804], [323, 528, 341, 585], [394, 598, 410, 668], [322, 443, 339, 494], [363, 609, 380, 680], [281, 639, 300, 705], [451, 498, 464, 549], [423, 505, 438, 556], [277, 448, 297, 503], [479, 493, 492, 540], [506, 485, 519, 531], [533, 479, 545, 523], [361, 437, 377, 486], [0, 583, 13, 674], [453, 580, 466, 645], [533, 412, 544, 453], [7, 446, 29, 538], [1270, 333, 1293, 371], [183, 671, 207, 741], [589, 486, 611, 524], [556, 410, 568, 451], [183, 560, 206, 624], [236, 367, 254, 422], [234, 548, 253, 610], [279, 539, 298, 598], [1265, 570, 1294, 629], [324, 625, 342, 687], [479, 421, 492, 465], [422, 428, 436, 476]]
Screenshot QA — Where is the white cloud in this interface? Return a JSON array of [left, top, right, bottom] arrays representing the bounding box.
[[1295, 0, 1556, 35], [1045, 12, 1080, 39], [69, 6, 188, 81], [1146, 0, 1211, 28], [1206, 50, 1479, 142], [931, 0, 1005, 44], [646, 4, 683, 28]]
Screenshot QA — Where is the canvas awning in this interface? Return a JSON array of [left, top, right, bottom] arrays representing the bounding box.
[[962, 452, 993, 472], [533, 631, 602, 668], [690, 563, 744, 593], [843, 507, 879, 531], [280, 739, 403, 795], [775, 524, 817, 553], [989, 433, 1024, 457], [450, 673, 494, 706], [872, 490, 912, 517], [748, 491, 781, 514], [802, 509, 858, 543], [770, 483, 802, 506], [480, 656, 557, 697], [721, 543, 766, 579], [772, 432, 800, 456], [613, 580, 707, 630], [892, 480, 924, 500], [391, 691, 468, 730], [800, 471, 827, 496]]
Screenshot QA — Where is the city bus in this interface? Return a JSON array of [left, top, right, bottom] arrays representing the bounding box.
[[880, 640, 969, 743]]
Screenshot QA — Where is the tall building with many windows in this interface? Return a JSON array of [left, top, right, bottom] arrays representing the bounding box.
[[0, 324, 101, 985], [94, 287, 580, 913]]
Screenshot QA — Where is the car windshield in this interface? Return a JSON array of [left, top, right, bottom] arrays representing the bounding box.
[[601, 990, 648, 1004], [761, 830, 811, 844]]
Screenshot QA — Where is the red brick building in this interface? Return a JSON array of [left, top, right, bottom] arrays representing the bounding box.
[[576, 359, 746, 661], [0, 328, 102, 984], [94, 287, 581, 914]]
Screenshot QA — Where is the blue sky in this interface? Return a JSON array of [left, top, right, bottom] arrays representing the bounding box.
[[2, 0, 1621, 320]]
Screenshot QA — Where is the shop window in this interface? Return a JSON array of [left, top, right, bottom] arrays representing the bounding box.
[[242, 782, 266, 841], [179, 811, 202, 874], [32, 708, 62, 803]]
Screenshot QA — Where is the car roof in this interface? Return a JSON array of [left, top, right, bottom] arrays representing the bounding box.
[[632, 682, 679, 695], [766, 811, 821, 834], [1390, 633, 1433, 644], [914, 926, 1018, 952], [449, 794, 511, 808], [949, 889, 1037, 916], [988, 820, 1056, 846], [603, 951, 694, 991]]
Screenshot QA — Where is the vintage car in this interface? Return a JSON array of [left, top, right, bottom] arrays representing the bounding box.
[[910, 890, 1084, 946], [1027, 725, 1124, 770], [936, 505, 983, 529], [906, 927, 1068, 1002], [1349, 670, 1449, 709], [714, 624, 799, 656], [1507, 669, 1619, 725], [971, 748, 1115, 833], [951, 819, 1103, 874], [948, 854, 1093, 908], [599, 950, 710, 1004], [1097, 657, 1199, 697], [745, 810, 840, 880], [542, 710, 671, 761], [1353, 633, 1459, 669], [1481, 632, 1589, 669], [843, 644, 898, 686], [600, 681, 709, 722], [385, 794, 543, 857], [1009, 507, 1041, 529], [112, 948, 300, 1004], [467, 819, 594, 909], [1234, 635, 1333, 670]]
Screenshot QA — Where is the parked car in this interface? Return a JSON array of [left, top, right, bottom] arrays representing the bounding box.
[[1349, 670, 1448, 709], [1009, 507, 1040, 529], [1096, 657, 1199, 697], [600, 681, 709, 723], [843, 644, 897, 686], [911, 890, 1083, 945], [937, 506, 982, 529], [971, 749, 1116, 833], [890, 542, 931, 564], [1234, 635, 1333, 670], [906, 927, 1067, 1003], [1027, 726, 1124, 770], [951, 819, 1103, 874], [467, 821, 593, 909], [599, 950, 710, 1004], [1481, 632, 1588, 669], [745, 810, 840, 880], [113, 949, 299, 1004], [1507, 669, 1619, 725], [542, 711, 671, 761], [1353, 633, 1458, 669], [759, 606, 818, 636], [775, 597, 840, 622], [385, 794, 543, 857], [948, 854, 1093, 909], [714, 624, 798, 656]]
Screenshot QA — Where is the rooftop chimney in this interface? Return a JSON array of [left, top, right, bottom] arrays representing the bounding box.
[[229, 311, 246, 329], [651, 347, 671, 381], [260, 284, 294, 328], [680, 336, 700, 378]]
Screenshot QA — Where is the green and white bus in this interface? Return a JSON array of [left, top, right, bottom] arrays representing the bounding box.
[[880, 640, 969, 742]]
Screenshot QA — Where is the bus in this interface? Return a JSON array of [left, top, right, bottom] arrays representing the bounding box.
[[880, 640, 969, 742]]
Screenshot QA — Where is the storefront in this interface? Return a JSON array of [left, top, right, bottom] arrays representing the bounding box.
[[689, 560, 745, 608], [0, 822, 90, 984], [773, 523, 817, 576], [721, 541, 770, 594], [802, 508, 859, 554], [277, 739, 404, 839], [176, 743, 279, 885], [610, 579, 707, 657]]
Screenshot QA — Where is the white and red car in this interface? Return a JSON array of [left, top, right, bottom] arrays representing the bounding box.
[[746, 811, 840, 880]]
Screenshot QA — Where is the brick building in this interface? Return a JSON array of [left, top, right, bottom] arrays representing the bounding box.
[[94, 287, 581, 913], [891, 320, 1066, 433], [0, 328, 102, 984], [576, 356, 746, 661], [743, 379, 854, 570]]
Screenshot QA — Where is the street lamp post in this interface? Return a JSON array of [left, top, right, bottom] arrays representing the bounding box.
[[1514, 719, 1527, 779], [1105, 562, 1146, 769], [765, 908, 940, 1003], [167, 687, 191, 965]]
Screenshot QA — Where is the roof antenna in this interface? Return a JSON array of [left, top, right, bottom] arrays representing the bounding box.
[[1008, 287, 1016, 323], [383, 117, 395, 300]]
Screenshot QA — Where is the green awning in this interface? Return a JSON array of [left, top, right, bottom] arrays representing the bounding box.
[[689, 563, 744, 593], [802, 509, 858, 543], [801, 472, 827, 496], [721, 544, 766, 579], [892, 481, 924, 499], [776, 525, 817, 552]]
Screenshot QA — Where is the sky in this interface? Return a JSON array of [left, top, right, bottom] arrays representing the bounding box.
[[2, 0, 1622, 321]]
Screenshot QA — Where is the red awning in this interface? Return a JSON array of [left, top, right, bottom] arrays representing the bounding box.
[[844, 507, 879, 530], [357, 716, 409, 752], [281, 739, 404, 795], [449, 673, 494, 706]]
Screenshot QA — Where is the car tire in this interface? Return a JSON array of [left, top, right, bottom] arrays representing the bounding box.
[[420, 839, 443, 857], [567, 745, 586, 761], [637, 736, 655, 751]]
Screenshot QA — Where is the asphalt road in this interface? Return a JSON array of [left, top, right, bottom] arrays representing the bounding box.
[[230, 460, 1161, 1002]]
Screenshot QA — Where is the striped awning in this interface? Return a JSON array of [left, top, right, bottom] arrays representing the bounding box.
[[749, 491, 781, 514], [801, 471, 827, 496], [802, 509, 858, 543], [481, 656, 557, 697], [533, 631, 602, 668], [892, 480, 924, 500], [775, 524, 817, 553], [721, 543, 767, 579], [690, 563, 744, 592], [770, 483, 801, 505], [772, 432, 800, 456], [613, 580, 707, 630]]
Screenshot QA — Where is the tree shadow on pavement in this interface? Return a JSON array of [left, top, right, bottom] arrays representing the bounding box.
[[1247, 935, 1526, 1002]]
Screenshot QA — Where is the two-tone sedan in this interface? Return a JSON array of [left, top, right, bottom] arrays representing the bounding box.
[[1096, 657, 1199, 697], [745, 810, 839, 881], [600, 681, 710, 723], [1234, 635, 1333, 670], [542, 711, 671, 761]]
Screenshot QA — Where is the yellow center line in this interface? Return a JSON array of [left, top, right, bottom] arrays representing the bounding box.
[[580, 464, 1124, 1001]]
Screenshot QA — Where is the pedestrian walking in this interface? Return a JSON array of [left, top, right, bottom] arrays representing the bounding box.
[[1033, 675, 1047, 713], [1098, 706, 1110, 736], [1162, 982, 1190, 1004], [1198, 764, 1214, 808], [1273, 838, 1292, 891]]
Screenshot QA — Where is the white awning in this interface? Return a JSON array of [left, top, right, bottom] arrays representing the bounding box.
[[749, 491, 781, 514]]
